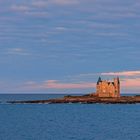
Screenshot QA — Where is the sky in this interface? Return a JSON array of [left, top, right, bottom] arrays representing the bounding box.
[[0, 0, 140, 94]]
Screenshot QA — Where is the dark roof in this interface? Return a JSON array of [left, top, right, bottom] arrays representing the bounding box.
[[97, 77, 102, 85], [117, 77, 120, 84]]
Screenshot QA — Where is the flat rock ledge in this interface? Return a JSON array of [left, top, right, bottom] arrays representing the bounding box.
[[7, 95, 140, 104]]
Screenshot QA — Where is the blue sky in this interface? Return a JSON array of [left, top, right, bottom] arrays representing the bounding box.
[[0, 0, 140, 93]]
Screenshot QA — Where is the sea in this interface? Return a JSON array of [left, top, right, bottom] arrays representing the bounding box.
[[0, 94, 140, 140]]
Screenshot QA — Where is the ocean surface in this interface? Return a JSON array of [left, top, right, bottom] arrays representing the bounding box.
[[0, 94, 140, 140]]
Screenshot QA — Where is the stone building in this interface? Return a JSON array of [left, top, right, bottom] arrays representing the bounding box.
[[96, 77, 120, 97]]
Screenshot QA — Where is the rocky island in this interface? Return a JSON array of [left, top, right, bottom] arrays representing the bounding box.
[[7, 77, 140, 104], [7, 94, 140, 104]]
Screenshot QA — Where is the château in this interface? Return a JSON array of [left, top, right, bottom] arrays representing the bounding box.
[[96, 77, 120, 97]]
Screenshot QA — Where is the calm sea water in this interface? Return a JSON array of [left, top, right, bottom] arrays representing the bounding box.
[[0, 94, 140, 140]]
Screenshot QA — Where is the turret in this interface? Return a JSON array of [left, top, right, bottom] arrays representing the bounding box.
[[96, 77, 102, 94], [97, 77, 102, 85], [114, 77, 120, 97]]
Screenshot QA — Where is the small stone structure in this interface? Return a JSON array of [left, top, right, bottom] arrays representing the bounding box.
[[96, 77, 120, 97]]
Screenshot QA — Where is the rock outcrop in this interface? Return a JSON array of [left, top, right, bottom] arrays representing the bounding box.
[[7, 95, 140, 104]]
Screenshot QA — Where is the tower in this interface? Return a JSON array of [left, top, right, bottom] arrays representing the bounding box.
[[114, 77, 120, 97], [96, 77, 102, 94]]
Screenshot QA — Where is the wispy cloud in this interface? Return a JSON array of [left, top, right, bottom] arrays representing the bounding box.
[[31, 0, 79, 7], [101, 71, 140, 76], [75, 70, 140, 78], [10, 3, 50, 18], [23, 80, 96, 90], [121, 78, 140, 87], [10, 0, 79, 15], [6, 48, 31, 56], [43, 80, 95, 89], [88, 22, 122, 29], [0, 1, 140, 94], [11, 5, 29, 12], [25, 11, 49, 17], [121, 78, 140, 93], [32, 1, 48, 8], [49, 0, 79, 5], [19, 75, 140, 93], [2, 70, 140, 93], [95, 32, 128, 37]]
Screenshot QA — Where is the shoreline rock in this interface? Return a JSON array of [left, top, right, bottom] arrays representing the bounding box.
[[7, 95, 140, 104]]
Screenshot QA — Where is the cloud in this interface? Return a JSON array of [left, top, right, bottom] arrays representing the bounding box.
[[55, 27, 67, 31], [101, 71, 140, 76], [95, 32, 128, 37], [2, 71, 140, 93], [25, 11, 49, 17], [121, 78, 140, 87], [11, 5, 29, 12], [121, 78, 140, 93], [64, 71, 140, 93], [20, 76, 140, 93], [49, 0, 79, 5], [73, 71, 140, 79], [10, 3, 49, 18], [31, 0, 79, 8], [89, 22, 122, 29], [32, 1, 48, 8], [44, 80, 96, 89], [6, 48, 31, 56], [24, 80, 96, 90]]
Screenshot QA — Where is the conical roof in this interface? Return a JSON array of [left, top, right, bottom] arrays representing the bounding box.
[[97, 77, 102, 85]]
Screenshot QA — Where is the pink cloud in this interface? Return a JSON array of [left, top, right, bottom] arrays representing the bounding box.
[[101, 71, 140, 76], [43, 80, 96, 89], [24, 80, 96, 90], [121, 78, 140, 87], [120, 78, 140, 93], [24, 76, 140, 90], [22, 77, 140, 93]]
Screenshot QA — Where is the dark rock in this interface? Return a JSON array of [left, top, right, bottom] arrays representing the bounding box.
[[7, 95, 140, 104]]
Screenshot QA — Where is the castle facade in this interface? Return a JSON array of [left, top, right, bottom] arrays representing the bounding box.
[[96, 77, 120, 97]]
